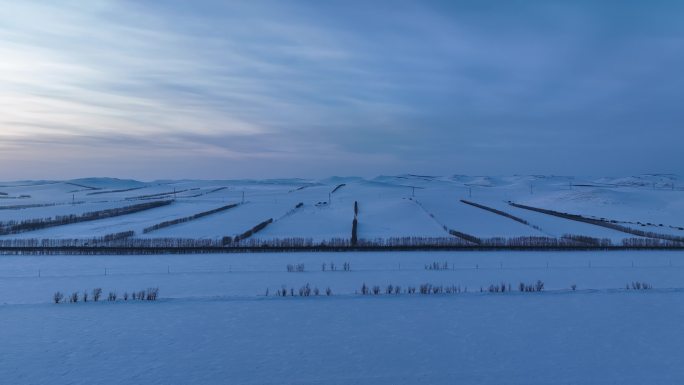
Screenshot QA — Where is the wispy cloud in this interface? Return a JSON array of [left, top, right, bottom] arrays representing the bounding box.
[[1, 0, 683, 179]]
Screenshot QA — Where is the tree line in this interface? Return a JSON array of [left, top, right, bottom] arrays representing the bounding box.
[[125, 188, 199, 200], [351, 201, 359, 245], [0, 200, 172, 235], [223, 218, 274, 244], [510, 202, 684, 243], [3, 234, 680, 250], [143, 203, 239, 233]]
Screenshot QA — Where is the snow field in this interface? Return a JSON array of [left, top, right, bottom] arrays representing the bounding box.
[[2, 289, 683, 384], [1, 251, 682, 305], [2, 175, 684, 242], [1, 250, 684, 384]]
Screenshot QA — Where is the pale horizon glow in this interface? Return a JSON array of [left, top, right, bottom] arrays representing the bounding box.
[[1, 0, 683, 180]]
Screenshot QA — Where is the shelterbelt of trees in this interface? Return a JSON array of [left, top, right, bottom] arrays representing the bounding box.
[[0, 200, 172, 235], [0, 235, 681, 255]]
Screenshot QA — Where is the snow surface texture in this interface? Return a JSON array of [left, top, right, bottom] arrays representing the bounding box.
[[1, 251, 684, 384], [2, 175, 684, 384], [1, 174, 683, 242]]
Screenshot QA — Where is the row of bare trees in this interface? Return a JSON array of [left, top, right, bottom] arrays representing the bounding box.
[[223, 218, 274, 244], [143, 203, 239, 233], [510, 202, 684, 243], [351, 201, 359, 245], [125, 188, 198, 200], [1, 236, 681, 251], [460, 200, 531, 226], [0, 200, 172, 235], [53, 287, 159, 303]]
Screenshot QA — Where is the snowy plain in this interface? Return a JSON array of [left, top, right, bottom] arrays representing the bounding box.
[[1, 174, 684, 384], [1, 251, 684, 384], [2, 174, 684, 242]]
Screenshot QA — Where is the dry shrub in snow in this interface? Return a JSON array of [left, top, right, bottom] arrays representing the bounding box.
[[92, 288, 102, 302], [627, 281, 652, 290], [518, 281, 545, 292]]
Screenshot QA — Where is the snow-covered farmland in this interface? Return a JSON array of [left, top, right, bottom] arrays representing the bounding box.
[[2, 175, 684, 384], [1, 250, 684, 384], [2, 174, 683, 243]]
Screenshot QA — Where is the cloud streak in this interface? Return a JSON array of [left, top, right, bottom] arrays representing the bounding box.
[[1, 0, 683, 179]]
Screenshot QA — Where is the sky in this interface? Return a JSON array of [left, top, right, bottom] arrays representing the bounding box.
[[1, 0, 683, 180]]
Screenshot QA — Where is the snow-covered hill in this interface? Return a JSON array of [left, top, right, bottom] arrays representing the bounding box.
[[1, 175, 682, 243]]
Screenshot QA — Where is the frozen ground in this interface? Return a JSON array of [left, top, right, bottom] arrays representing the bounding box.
[[4, 292, 684, 385], [1, 251, 684, 384], [2, 174, 683, 242], [2, 174, 684, 384], [1, 250, 683, 304]]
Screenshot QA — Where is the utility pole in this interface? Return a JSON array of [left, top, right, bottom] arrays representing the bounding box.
[[412, 187, 415, 198], [530, 183, 534, 195], [328, 192, 331, 205], [241, 191, 245, 204], [468, 187, 472, 198], [173, 188, 177, 199]]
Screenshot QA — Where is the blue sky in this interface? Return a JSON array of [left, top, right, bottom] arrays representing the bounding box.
[[1, 0, 682, 180]]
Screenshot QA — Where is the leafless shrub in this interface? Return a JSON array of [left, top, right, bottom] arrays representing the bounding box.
[[425, 261, 450, 270], [628, 281, 652, 290], [145, 288, 159, 300], [298, 283, 312, 297], [53, 291, 64, 304], [286, 263, 305, 272], [518, 281, 545, 292], [92, 288, 102, 302], [322, 261, 350, 272]]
